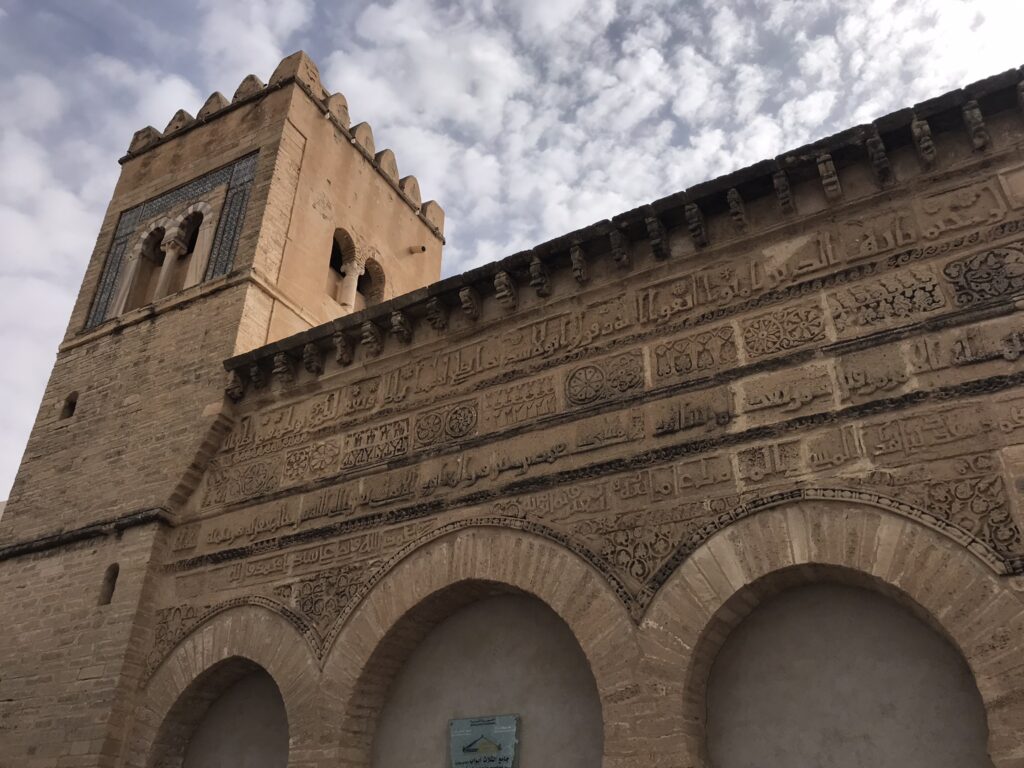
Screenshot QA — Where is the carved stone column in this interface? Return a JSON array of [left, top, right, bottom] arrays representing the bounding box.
[[338, 255, 366, 311], [153, 237, 187, 301]]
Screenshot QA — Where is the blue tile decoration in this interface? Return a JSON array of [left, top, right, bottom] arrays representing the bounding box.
[[85, 151, 259, 329]]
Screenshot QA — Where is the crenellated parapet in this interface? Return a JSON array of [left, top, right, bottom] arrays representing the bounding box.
[[122, 51, 444, 242], [222, 63, 1024, 399]]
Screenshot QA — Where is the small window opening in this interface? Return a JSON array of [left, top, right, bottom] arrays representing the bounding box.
[[327, 228, 358, 305], [98, 563, 119, 606], [124, 227, 166, 311], [330, 238, 345, 277], [184, 215, 202, 256], [356, 271, 372, 297], [60, 391, 78, 420], [358, 258, 385, 309]]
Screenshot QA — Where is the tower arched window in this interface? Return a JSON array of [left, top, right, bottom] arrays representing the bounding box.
[[162, 212, 204, 297], [328, 228, 386, 312], [123, 227, 166, 311], [358, 258, 385, 307]]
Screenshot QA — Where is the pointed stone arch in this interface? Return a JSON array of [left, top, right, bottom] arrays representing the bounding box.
[[642, 500, 1024, 766], [319, 527, 644, 767], [126, 604, 321, 768]]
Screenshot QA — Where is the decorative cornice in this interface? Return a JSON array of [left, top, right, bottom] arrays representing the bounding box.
[[222, 63, 1024, 396]]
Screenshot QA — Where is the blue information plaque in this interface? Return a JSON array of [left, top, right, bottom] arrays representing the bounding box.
[[449, 714, 519, 767]]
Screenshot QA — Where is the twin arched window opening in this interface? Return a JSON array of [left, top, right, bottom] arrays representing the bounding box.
[[328, 228, 383, 312], [122, 211, 207, 313]]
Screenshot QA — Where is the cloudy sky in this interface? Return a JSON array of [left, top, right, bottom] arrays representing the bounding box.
[[1, 0, 1023, 497]]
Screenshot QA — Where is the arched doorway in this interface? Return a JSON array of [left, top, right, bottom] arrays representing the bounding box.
[[147, 658, 289, 768], [371, 592, 603, 768], [705, 582, 992, 768]]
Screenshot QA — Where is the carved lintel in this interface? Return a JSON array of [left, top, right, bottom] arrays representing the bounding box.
[[570, 243, 588, 284], [528, 254, 551, 297], [272, 352, 294, 384], [333, 331, 353, 366], [425, 297, 449, 330], [684, 203, 708, 247], [772, 170, 795, 215], [249, 363, 266, 389], [911, 116, 937, 167], [390, 310, 413, 344], [225, 371, 245, 402], [609, 228, 630, 268], [865, 131, 892, 186], [361, 322, 384, 357], [459, 286, 482, 320], [817, 153, 842, 201], [494, 271, 518, 310], [726, 188, 747, 231], [963, 100, 990, 151], [302, 343, 324, 375], [645, 214, 668, 259]]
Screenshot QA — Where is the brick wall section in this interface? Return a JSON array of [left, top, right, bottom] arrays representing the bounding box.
[[0, 524, 159, 767], [2, 283, 248, 543]]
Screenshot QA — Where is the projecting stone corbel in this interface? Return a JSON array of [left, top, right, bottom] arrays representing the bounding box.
[[911, 115, 937, 167], [962, 100, 990, 150], [570, 243, 588, 284], [772, 170, 795, 215], [361, 322, 384, 357], [302, 343, 324, 375], [494, 271, 518, 310], [225, 371, 245, 402], [333, 331, 354, 366], [865, 130, 893, 186], [272, 352, 294, 384], [817, 153, 842, 201], [646, 213, 669, 259], [249, 363, 266, 389], [459, 286, 482, 320], [609, 228, 630, 269], [684, 203, 708, 247], [425, 297, 449, 330], [529, 254, 551, 297], [390, 311, 413, 344], [726, 189, 747, 231]]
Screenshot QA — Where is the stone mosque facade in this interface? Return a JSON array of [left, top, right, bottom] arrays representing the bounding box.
[[4, 51, 1024, 767]]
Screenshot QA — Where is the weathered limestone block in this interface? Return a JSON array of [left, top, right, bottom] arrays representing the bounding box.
[[269, 50, 326, 101]]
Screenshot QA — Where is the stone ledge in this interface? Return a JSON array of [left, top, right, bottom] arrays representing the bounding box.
[[0, 507, 170, 563]]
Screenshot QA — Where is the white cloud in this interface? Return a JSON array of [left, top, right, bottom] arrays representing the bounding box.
[[3, 0, 1024, 496], [196, 0, 314, 89], [0, 73, 63, 129]]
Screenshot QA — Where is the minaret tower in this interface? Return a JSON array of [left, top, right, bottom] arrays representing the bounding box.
[[0, 52, 443, 765]]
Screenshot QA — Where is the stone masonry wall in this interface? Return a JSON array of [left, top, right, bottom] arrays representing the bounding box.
[[0, 524, 159, 768], [6, 55, 1024, 768], [3, 85, 301, 543]]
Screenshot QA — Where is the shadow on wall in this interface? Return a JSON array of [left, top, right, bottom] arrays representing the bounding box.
[[706, 582, 994, 768], [149, 658, 289, 768], [371, 594, 604, 768]]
